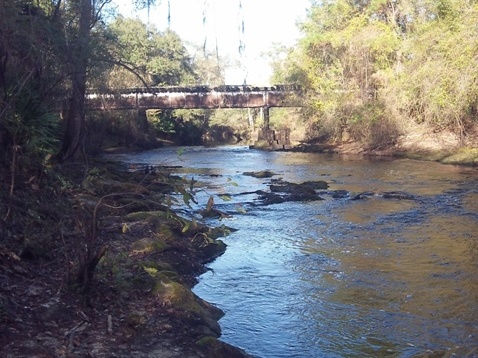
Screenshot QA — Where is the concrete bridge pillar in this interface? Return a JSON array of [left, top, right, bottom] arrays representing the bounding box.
[[137, 108, 149, 131], [248, 108, 254, 129], [262, 106, 270, 129]]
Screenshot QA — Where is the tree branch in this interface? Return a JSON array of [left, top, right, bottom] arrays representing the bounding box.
[[90, 57, 156, 93]]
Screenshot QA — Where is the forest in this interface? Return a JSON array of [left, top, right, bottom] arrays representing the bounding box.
[[273, 0, 478, 152]]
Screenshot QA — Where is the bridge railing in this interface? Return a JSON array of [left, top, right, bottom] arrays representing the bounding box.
[[86, 84, 301, 95]]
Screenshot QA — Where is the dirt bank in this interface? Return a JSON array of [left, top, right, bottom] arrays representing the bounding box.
[[0, 161, 250, 358], [291, 128, 478, 166]]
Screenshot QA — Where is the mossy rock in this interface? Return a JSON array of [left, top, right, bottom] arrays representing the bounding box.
[[141, 263, 179, 281], [125, 211, 180, 238], [152, 223, 175, 239], [152, 275, 224, 321], [131, 236, 169, 254], [139, 260, 174, 272], [196, 239, 227, 263], [152, 277, 198, 310], [207, 225, 237, 239], [270, 180, 329, 193], [126, 310, 148, 328], [124, 211, 169, 222], [126, 211, 189, 234]]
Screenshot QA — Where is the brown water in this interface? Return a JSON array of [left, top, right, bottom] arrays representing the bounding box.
[[109, 146, 478, 357]]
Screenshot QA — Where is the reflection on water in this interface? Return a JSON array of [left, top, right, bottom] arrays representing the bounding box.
[[339, 198, 417, 224], [107, 146, 478, 358]]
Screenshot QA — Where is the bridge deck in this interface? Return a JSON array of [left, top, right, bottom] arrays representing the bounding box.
[[85, 85, 300, 110]]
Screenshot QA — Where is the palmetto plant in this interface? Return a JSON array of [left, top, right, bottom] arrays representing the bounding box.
[[2, 86, 60, 220]]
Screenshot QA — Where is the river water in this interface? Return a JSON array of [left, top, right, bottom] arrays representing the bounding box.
[[107, 146, 478, 358]]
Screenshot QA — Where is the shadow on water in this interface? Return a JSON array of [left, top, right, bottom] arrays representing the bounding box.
[[107, 146, 478, 358]]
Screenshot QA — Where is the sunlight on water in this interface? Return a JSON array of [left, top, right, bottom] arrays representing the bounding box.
[[108, 146, 478, 358]]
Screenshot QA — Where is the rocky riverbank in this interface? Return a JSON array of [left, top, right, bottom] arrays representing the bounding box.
[[2, 128, 475, 358], [0, 161, 250, 358]]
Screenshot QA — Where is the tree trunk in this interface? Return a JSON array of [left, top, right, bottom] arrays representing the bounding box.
[[61, 0, 92, 162], [62, 82, 85, 161]]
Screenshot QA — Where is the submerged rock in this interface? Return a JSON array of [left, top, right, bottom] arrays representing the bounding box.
[[351, 191, 376, 200], [382, 191, 415, 200], [330, 190, 350, 199], [243, 170, 276, 178], [352, 190, 415, 200]]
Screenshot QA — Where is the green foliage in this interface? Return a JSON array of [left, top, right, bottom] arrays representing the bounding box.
[[1, 1, 65, 162], [106, 17, 195, 87], [190, 47, 226, 86], [386, 3, 478, 133], [95, 15, 231, 147], [146, 108, 214, 145], [1, 85, 60, 177], [274, 0, 478, 145]]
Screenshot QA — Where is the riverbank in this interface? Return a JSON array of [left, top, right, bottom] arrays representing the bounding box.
[[289, 128, 478, 166], [0, 161, 250, 357], [2, 132, 475, 357]]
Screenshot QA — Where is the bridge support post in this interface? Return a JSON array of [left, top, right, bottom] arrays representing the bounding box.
[[247, 108, 255, 129], [137, 108, 149, 131], [263, 106, 270, 129]]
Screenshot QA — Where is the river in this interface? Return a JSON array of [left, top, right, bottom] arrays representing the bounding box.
[[107, 145, 478, 358]]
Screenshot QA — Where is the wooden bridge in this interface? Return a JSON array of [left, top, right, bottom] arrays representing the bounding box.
[[85, 84, 300, 111], [85, 84, 300, 145]]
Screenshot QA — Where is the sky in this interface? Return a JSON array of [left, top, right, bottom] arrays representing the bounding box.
[[112, 0, 310, 85]]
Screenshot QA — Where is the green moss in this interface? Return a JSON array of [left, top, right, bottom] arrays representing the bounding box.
[[139, 260, 174, 271], [207, 225, 236, 239], [440, 148, 478, 165], [140, 261, 178, 280], [152, 277, 203, 314], [195, 335, 249, 357], [125, 211, 168, 222], [131, 236, 169, 254], [251, 139, 270, 148], [156, 223, 174, 236], [197, 336, 217, 346], [151, 275, 223, 322], [126, 311, 147, 328], [397, 147, 478, 166]]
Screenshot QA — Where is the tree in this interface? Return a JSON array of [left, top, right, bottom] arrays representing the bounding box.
[[105, 17, 195, 88], [190, 47, 226, 86], [275, 0, 478, 145], [60, 0, 94, 161], [0, 1, 64, 172], [384, 0, 478, 139], [59, 0, 120, 162], [287, 0, 399, 142]]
